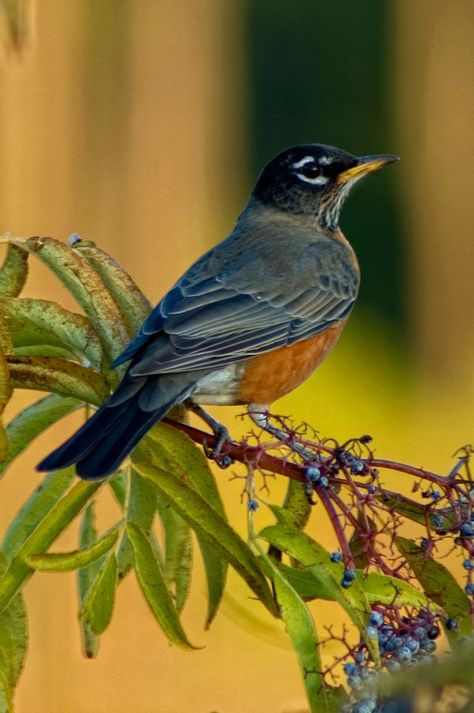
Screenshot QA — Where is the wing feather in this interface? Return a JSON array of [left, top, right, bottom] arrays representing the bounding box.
[[120, 223, 359, 376]]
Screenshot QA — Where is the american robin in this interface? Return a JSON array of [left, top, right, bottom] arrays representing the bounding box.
[[38, 144, 398, 479]]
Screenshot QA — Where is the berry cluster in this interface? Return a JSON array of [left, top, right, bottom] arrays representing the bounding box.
[[341, 607, 442, 713]]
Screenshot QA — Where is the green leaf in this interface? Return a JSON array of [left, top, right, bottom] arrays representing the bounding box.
[[116, 470, 159, 581], [18, 237, 129, 361], [260, 508, 378, 662], [7, 354, 109, 405], [380, 491, 457, 531], [25, 527, 119, 571], [274, 562, 431, 610], [0, 394, 80, 477], [396, 536, 472, 639], [0, 554, 28, 696], [0, 340, 10, 463], [0, 479, 102, 614], [156, 496, 193, 613], [0, 671, 13, 712], [282, 478, 312, 530], [2, 469, 75, 559], [80, 551, 117, 636], [259, 553, 324, 713], [361, 571, 432, 608], [147, 424, 228, 627], [0, 244, 28, 298], [72, 239, 151, 334], [127, 523, 195, 649], [132, 441, 277, 617], [1, 297, 104, 370], [77, 504, 100, 658]]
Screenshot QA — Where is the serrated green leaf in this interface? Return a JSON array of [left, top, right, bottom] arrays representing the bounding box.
[[274, 561, 431, 610], [1, 297, 104, 369], [380, 490, 457, 531], [25, 527, 119, 572], [18, 237, 129, 361], [127, 523, 195, 649], [80, 551, 117, 636], [2, 469, 75, 559], [157, 497, 192, 613], [260, 508, 378, 662], [0, 244, 28, 298], [78, 504, 100, 658], [259, 553, 324, 713], [132, 441, 277, 617], [73, 240, 151, 334], [7, 354, 108, 405], [0, 394, 80, 477], [147, 424, 228, 626], [0, 479, 102, 614], [116, 470, 159, 581], [0, 553, 28, 694], [0, 670, 13, 713], [282, 478, 312, 530], [396, 536, 472, 639]]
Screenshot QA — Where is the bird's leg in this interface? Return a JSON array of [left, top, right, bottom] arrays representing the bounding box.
[[248, 404, 317, 461], [186, 401, 233, 468]]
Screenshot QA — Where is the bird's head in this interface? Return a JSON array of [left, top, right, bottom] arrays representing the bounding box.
[[253, 144, 399, 231]]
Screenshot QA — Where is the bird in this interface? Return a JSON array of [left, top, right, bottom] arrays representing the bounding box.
[[37, 144, 398, 480]]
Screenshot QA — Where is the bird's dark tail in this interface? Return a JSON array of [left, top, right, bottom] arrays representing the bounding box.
[[37, 373, 197, 480]]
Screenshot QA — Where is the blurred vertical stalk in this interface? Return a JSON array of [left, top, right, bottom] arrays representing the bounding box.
[[394, 0, 474, 380], [0, 0, 34, 54]]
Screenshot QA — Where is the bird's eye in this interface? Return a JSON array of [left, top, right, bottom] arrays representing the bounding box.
[[300, 162, 320, 179]]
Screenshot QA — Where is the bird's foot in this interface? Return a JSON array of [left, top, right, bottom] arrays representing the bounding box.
[[248, 404, 316, 460], [186, 401, 234, 468]]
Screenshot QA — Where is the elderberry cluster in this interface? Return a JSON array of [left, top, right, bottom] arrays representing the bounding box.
[[341, 608, 443, 713]]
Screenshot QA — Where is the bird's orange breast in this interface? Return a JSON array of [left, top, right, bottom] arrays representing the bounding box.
[[237, 321, 346, 405]]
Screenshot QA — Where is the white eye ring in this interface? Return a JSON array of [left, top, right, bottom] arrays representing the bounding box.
[[296, 172, 329, 186]]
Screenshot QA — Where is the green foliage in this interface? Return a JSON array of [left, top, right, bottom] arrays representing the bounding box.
[[0, 236, 471, 712]]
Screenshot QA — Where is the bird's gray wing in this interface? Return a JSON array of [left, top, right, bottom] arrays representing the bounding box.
[[121, 232, 359, 377]]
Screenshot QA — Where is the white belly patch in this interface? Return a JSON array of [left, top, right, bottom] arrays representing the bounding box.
[[192, 362, 247, 405]]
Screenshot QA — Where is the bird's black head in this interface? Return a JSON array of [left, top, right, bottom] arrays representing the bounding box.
[[252, 144, 399, 231]]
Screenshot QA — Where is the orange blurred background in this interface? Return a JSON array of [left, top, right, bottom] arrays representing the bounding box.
[[0, 2, 473, 711]]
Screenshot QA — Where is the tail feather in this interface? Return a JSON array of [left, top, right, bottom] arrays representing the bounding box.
[[37, 373, 199, 480]]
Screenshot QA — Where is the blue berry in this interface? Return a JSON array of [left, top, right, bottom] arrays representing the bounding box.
[[348, 675, 362, 689], [446, 618, 458, 630], [330, 551, 343, 563], [353, 703, 374, 713], [420, 537, 430, 550], [305, 465, 321, 481], [366, 626, 378, 639], [351, 459, 365, 474], [420, 639, 436, 652], [343, 662, 358, 675], [432, 515, 443, 528], [460, 522, 474, 537], [343, 568, 357, 583], [368, 484, 376, 494], [405, 638, 420, 654], [247, 499, 259, 511], [397, 647, 412, 663], [386, 659, 401, 672], [463, 559, 474, 570], [431, 490, 441, 500], [67, 233, 82, 246], [355, 650, 367, 663], [319, 476, 329, 488], [369, 611, 384, 627], [341, 579, 353, 589], [414, 626, 427, 639], [465, 582, 474, 595]]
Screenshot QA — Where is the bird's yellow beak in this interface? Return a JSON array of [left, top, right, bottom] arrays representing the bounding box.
[[337, 154, 399, 184]]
